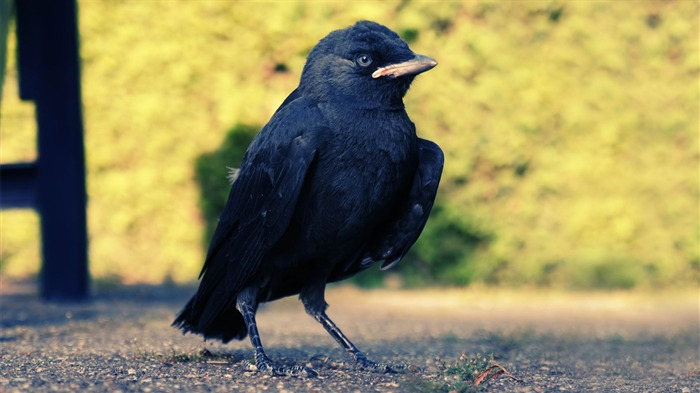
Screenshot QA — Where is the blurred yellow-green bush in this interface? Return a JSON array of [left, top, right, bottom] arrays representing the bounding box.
[[1, 1, 698, 288]]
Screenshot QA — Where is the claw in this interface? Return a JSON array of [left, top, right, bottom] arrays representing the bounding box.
[[353, 353, 413, 374], [243, 359, 318, 378]]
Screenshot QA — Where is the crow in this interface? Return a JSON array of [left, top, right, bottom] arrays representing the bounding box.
[[173, 20, 443, 377]]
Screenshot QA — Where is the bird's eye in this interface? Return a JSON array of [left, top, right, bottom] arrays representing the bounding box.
[[355, 54, 373, 67]]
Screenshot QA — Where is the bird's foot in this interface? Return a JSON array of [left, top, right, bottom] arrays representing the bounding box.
[[242, 359, 318, 378], [352, 353, 415, 374]]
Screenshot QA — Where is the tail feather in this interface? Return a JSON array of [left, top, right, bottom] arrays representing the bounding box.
[[172, 295, 247, 343]]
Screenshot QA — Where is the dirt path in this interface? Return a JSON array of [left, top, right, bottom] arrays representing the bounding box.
[[1, 282, 698, 392]]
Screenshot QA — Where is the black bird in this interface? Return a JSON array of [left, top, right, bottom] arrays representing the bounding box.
[[173, 20, 443, 377]]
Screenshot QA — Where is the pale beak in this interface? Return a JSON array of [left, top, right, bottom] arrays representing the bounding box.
[[372, 54, 438, 79]]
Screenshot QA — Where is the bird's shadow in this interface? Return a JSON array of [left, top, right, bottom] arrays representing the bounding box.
[[200, 342, 432, 374], [173, 345, 358, 374]]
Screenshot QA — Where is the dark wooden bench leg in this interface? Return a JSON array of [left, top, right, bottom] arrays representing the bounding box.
[[13, 0, 89, 301]]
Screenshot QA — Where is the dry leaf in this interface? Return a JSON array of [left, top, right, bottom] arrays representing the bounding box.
[[473, 362, 522, 386]]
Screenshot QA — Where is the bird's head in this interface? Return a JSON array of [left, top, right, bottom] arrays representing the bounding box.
[[299, 21, 437, 109]]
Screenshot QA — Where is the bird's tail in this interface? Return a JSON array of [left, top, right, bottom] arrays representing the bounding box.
[[172, 295, 248, 344]]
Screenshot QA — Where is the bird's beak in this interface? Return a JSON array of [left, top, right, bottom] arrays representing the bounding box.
[[372, 54, 438, 79]]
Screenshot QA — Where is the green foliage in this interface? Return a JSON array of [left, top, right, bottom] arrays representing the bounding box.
[[394, 203, 493, 287], [196, 123, 259, 245], [1, 1, 697, 288], [413, 353, 495, 393]]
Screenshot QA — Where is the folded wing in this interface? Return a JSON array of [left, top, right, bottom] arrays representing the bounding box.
[[367, 138, 444, 270], [173, 131, 318, 340]]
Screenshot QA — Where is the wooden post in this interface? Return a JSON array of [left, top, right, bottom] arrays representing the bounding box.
[[15, 0, 89, 301]]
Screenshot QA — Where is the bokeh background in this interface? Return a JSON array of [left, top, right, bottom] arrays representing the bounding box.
[[2, 1, 698, 290]]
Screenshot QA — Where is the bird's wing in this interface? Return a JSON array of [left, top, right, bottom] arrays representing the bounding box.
[[273, 88, 301, 114], [364, 138, 444, 270], [192, 130, 318, 329]]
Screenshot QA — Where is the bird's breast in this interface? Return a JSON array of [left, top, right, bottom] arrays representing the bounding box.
[[295, 109, 418, 253]]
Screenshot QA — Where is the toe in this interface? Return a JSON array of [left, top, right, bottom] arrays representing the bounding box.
[[274, 365, 318, 378], [245, 359, 318, 378], [355, 357, 415, 374]]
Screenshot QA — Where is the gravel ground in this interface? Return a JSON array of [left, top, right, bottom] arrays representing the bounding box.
[[1, 281, 698, 392]]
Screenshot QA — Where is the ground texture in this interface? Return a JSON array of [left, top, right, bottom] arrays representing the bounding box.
[[1, 281, 698, 392]]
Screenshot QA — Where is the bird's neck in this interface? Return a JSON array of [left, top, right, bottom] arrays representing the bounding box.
[[299, 82, 406, 111]]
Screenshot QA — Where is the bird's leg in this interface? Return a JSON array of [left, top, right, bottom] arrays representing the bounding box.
[[236, 292, 317, 378], [310, 310, 407, 373], [300, 283, 408, 374], [236, 300, 273, 371]]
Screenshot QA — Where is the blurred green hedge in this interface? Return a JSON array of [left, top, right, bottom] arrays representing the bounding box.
[[1, 1, 698, 288]]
